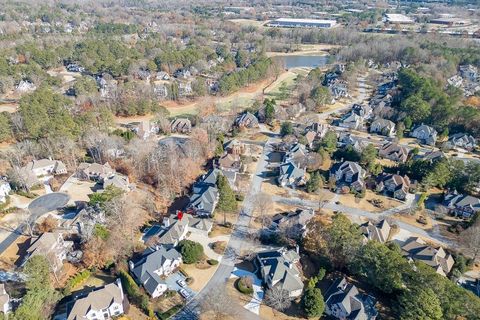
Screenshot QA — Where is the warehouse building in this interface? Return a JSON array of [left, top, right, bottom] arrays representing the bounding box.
[[267, 18, 337, 29], [385, 13, 415, 24]]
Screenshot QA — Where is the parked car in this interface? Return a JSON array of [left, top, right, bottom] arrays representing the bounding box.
[[179, 288, 190, 299], [177, 279, 187, 288]]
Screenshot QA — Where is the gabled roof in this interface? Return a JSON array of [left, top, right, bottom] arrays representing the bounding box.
[[67, 280, 124, 320], [279, 162, 305, 184], [401, 237, 454, 276], [256, 248, 303, 293], [131, 246, 181, 295], [360, 219, 391, 243]]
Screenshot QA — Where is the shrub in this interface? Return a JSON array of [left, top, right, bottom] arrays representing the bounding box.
[[64, 269, 91, 294], [236, 276, 254, 295], [177, 240, 204, 264], [207, 259, 218, 265]]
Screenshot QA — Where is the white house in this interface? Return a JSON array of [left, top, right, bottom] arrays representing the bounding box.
[[0, 284, 10, 314], [0, 180, 11, 203], [22, 159, 67, 177], [129, 246, 182, 298], [62, 279, 125, 320]]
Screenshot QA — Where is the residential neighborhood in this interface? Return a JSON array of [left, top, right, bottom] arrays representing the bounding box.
[[0, 1, 479, 319]]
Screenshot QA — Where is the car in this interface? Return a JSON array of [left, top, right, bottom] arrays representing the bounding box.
[[177, 279, 187, 288], [179, 288, 190, 299]]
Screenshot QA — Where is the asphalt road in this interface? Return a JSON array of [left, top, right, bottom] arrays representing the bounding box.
[[173, 136, 276, 320], [0, 192, 70, 254]]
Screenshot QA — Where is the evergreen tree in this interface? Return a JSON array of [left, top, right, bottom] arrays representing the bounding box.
[[217, 173, 237, 212]]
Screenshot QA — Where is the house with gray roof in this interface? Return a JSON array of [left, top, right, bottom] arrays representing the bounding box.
[[376, 173, 411, 200], [401, 237, 454, 277], [443, 133, 477, 151], [338, 133, 369, 153], [443, 191, 480, 219], [278, 161, 306, 188], [103, 174, 131, 192], [360, 219, 391, 243], [338, 111, 363, 130], [170, 118, 192, 134], [269, 208, 315, 238], [410, 124, 437, 146], [235, 111, 259, 128], [330, 161, 366, 192], [379, 142, 409, 163], [284, 143, 308, 168], [23, 232, 73, 273], [187, 169, 220, 217], [370, 118, 396, 137], [143, 214, 213, 246], [325, 277, 377, 320], [255, 248, 304, 298], [59, 279, 125, 320], [22, 158, 67, 177], [352, 103, 373, 119], [129, 245, 182, 298], [76, 162, 116, 182]]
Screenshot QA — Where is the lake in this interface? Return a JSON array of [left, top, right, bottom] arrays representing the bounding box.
[[277, 54, 331, 69]]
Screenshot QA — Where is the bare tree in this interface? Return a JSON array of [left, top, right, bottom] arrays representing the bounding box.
[[201, 288, 235, 320], [253, 192, 273, 228], [462, 225, 480, 263], [264, 286, 292, 311]]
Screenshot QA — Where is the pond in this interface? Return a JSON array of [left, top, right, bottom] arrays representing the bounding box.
[[276, 54, 332, 69]]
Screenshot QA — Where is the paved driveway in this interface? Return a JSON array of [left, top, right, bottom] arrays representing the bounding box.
[[230, 267, 264, 315], [28, 192, 70, 216], [164, 272, 195, 300]]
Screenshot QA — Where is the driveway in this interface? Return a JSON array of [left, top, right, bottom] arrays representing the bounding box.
[[164, 272, 196, 300], [230, 267, 264, 315]]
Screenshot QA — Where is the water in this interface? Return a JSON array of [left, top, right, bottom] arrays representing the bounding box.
[[278, 55, 331, 69]]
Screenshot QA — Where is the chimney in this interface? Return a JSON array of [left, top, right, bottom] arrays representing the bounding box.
[[295, 245, 299, 254], [128, 261, 134, 271], [397, 170, 400, 175], [162, 217, 170, 227]]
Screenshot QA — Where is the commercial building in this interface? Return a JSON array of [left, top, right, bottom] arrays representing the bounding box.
[[267, 18, 337, 29]]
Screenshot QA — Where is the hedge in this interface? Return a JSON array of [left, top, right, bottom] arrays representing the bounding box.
[[236, 277, 254, 295], [119, 270, 153, 316], [156, 304, 183, 320]]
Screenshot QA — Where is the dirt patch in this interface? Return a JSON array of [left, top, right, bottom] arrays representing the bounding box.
[[0, 235, 29, 268], [125, 305, 150, 320], [393, 211, 433, 230], [209, 225, 232, 238], [152, 293, 184, 313], [337, 190, 402, 213]]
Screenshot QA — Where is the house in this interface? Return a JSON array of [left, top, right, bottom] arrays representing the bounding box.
[[143, 213, 213, 246], [155, 71, 170, 80], [255, 248, 304, 298], [443, 192, 480, 219], [284, 143, 308, 168], [235, 112, 259, 128], [22, 159, 67, 177], [61, 279, 125, 320], [0, 284, 10, 314], [16, 80, 36, 93], [379, 143, 409, 163], [459, 65, 478, 82], [174, 68, 191, 79], [153, 84, 168, 99], [278, 162, 306, 188], [410, 124, 437, 146], [170, 118, 192, 134], [338, 133, 369, 153], [330, 161, 366, 192], [401, 237, 454, 276], [338, 112, 363, 130], [103, 174, 131, 192], [0, 179, 11, 203], [415, 150, 445, 163], [352, 103, 373, 119], [129, 245, 182, 298], [443, 133, 477, 151], [23, 232, 73, 273], [376, 174, 410, 200], [76, 162, 115, 182], [325, 277, 378, 320], [447, 75, 463, 88], [133, 121, 159, 140], [360, 219, 391, 243], [178, 81, 193, 97], [187, 169, 220, 217], [370, 118, 396, 137], [217, 153, 241, 172], [269, 208, 314, 237], [65, 206, 106, 241], [305, 123, 329, 140], [224, 139, 245, 155]]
